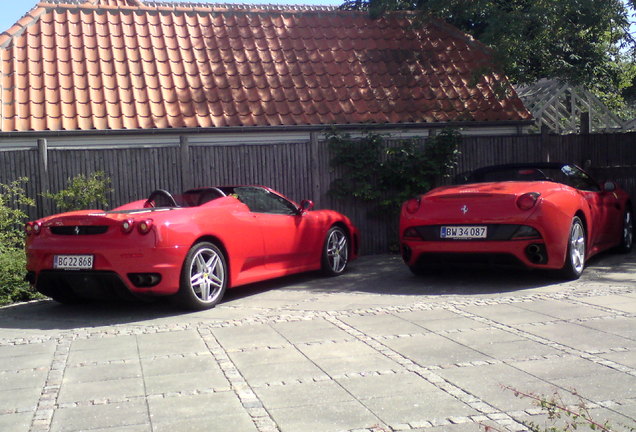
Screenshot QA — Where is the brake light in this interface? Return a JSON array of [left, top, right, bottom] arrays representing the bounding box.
[[137, 219, 153, 234], [405, 198, 421, 214], [25, 222, 42, 235], [403, 227, 421, 239], [516, 192, 540, 210], [121, 219, 134, 234]]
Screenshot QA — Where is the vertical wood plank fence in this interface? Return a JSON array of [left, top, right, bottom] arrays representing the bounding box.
[[1, 131, 634, 254]]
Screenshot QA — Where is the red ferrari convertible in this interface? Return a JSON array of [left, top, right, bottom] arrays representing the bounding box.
[[400, 163, 633, 279], [25, 186, 358, 309]]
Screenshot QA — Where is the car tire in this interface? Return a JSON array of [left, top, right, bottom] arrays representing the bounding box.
[[176, 242, 227, 310], [321, 226, 349, 276], [617, 207, 633, 253], [559, 216, 586, 280]]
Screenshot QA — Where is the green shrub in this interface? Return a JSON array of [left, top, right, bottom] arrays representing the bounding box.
[[0, 248, 38, 305], [43, 171, 112, 212], [0, 178, 39, 305], [328, 128, 461, 215]]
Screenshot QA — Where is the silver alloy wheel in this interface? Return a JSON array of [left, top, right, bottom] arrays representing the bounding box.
[[188, 247, 225, 303], [569, 220, 586, 275], [623, 210, 633, 248], [326, 228, 348, 273]]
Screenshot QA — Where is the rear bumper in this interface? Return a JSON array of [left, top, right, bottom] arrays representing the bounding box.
[[401, 239, 556, 270], [26, 245, 188, 298]]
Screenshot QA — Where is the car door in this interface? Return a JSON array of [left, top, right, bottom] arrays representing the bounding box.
[[565, 166, 621, 247], [233, 187, 314, 270]]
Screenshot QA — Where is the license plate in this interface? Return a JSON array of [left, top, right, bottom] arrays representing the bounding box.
[[440, 226, 487, 239], [53, 255, 94, 270]]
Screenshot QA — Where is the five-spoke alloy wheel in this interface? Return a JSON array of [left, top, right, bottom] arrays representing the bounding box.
[[177, 242, 227, 310], [560, 216, 586, 280], [322, 226, 349, 276]]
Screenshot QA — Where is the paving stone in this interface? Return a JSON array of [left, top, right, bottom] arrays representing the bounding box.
[[136, 330, 208, 357], [255, 380, 355, 409], [148, 392, 244, 424], [63, 362, 142, 384], [268, 400, 380, 432], [0, 412, 31, 432], [0, 368, 48, 391], [57, 377, 145, 404], [271, 318, 352, 343], [383, 333, 491, 367], [49, 400, 149, 432]]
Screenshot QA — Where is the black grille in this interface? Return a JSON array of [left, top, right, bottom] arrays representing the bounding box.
[[50, 226, 109, 235]]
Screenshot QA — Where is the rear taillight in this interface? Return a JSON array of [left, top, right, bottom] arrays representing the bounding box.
[[25, 222, 42, 235], [403, 227, 421, 239], [405, 198, 421, 214], [137, 219, 153, 234], [516, 192, 540, 210], [121, 219, 134, 234]]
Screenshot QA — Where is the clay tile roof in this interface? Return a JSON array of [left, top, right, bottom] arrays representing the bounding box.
[[0, 0, 531, 132]]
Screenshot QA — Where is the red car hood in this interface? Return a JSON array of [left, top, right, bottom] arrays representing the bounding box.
[[414, 181, 564, 223]]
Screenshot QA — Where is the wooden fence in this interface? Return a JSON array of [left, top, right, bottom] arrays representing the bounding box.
[[1, 131, 635, 254]]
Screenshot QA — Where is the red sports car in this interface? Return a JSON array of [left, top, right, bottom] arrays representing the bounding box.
[[25, 186, 358, 309], [400, 163, 633, 279]]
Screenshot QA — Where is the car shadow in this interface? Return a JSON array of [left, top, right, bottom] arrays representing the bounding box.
[[222, 249, 636, 299], [1, 250, 633, 332]]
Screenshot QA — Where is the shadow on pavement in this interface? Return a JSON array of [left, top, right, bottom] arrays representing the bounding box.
[[1, 250, 633, 332]]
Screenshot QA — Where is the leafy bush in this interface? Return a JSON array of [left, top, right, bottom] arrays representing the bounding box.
[[0, 178, 39, 305], [328, 128, 461, 215], [0, 248, 36, 305], [42, 171, 112, 212], [0, 178, 35, 248]]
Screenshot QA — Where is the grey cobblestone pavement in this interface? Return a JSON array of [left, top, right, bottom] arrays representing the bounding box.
[[0, 252, 634, 432]]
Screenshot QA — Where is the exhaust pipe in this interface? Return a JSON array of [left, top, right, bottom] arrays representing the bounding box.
[[525, 244, 547, 264]]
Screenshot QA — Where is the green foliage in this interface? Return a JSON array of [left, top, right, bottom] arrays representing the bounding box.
[[328, 128, 461, 215], [0, 248, 39, 306], [341, 0, 636, 117], [42, 171, 112, 212], [0, 178, 35, 249], [0, 178, 40, 305]]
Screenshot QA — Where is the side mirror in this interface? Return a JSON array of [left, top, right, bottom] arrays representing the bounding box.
[[299, 199, 314, 213], [602, 181, 616, 192]]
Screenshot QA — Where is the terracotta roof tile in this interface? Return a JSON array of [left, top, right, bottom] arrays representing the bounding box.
[[0, 1, 530, 132]]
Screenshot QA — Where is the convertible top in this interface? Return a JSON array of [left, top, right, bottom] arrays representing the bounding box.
[[456, 163, 583, 184]]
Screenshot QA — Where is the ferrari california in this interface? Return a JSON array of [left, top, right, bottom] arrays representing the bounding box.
[[25, 186, 358, 309], [400, 163, 632, 279]]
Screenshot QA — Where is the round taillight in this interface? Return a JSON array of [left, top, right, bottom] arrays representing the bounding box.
[[405, 198, 421, 214], [25, 222, 42, 235], [517, 192, 540, 210], [121, 219, 134, 234], [137, 219, 153, 234]]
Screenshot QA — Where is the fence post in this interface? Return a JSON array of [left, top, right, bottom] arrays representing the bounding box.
[[37, 138, 51, 216], [180, 135, 191, 191], [540, 125, 551, 162], [309, 132, 322, 207]]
